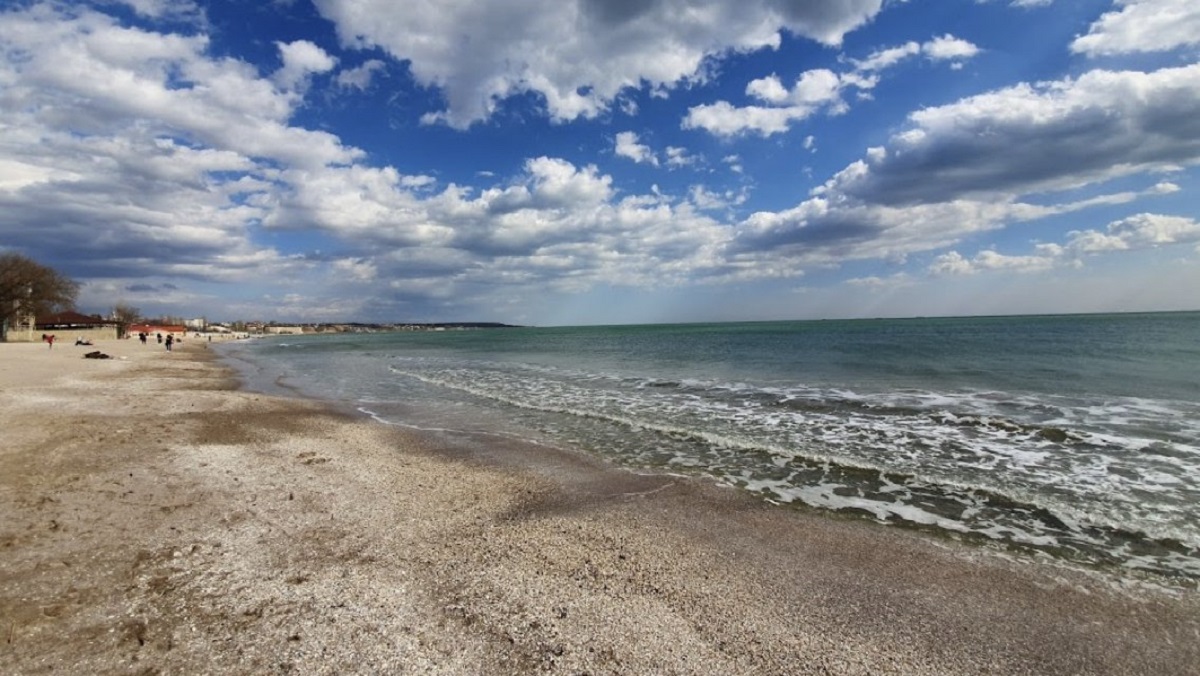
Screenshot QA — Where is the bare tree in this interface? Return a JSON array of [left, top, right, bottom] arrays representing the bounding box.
[[0, 253, 79, 341], [110, 302, 141, 339]]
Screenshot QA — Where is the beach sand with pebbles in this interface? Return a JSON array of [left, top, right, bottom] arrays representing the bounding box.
[[1, 338, 1198, 675]]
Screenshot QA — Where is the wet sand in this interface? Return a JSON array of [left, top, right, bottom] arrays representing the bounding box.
[[1, 339, 1197, 674]]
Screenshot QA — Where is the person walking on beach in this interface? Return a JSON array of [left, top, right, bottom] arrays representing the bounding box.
[[139, 332, 147, 345], [45, 334, 55, 349], [165, 334, 174, 352], [156, 333, 162, 344]]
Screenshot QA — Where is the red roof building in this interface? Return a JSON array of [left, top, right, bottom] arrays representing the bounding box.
[[36, 311, 114, 329]]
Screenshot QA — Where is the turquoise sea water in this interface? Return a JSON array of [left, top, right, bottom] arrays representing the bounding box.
[[220, 312, 1200, 584]]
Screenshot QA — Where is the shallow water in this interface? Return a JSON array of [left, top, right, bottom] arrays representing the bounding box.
[[220, 313, 1200, 583]]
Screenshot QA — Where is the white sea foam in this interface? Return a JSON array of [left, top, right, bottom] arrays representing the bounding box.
[[379, 358, 1200, 582]]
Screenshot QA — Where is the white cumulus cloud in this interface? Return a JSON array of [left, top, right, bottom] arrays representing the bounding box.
[[686, 33, 979, 137], [614, 131, 659, 166], [336, 58, 386, 90], [311, 0, 886, 128], [930, 212, 1200, 277], [1072, 0, 1200, 56], [274, 40, 338, 91]]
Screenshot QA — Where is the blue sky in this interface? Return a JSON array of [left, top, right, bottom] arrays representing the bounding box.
[[1, 0, 1198, 325]]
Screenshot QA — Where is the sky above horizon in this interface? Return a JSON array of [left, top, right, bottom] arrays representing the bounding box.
[[1, 0, 1198, 326]]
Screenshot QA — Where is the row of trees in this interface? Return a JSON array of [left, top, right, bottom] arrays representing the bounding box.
[[0, 253, 79, 341], [0, 253, 157, 341], [1, 254, 237, 342]]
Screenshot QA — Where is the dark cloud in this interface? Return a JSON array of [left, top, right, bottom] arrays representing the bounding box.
[[0, 184, 234, 280], [771, 0, 884, 45], [731, 209, 883, 254], [832, 65, 1200, 206], [581, 0, 652, 25]]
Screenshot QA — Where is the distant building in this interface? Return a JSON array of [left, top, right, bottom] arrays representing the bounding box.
[[129, 323, 187, 338]]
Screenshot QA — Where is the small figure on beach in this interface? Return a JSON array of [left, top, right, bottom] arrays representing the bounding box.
[[165, 334, 174, 352], [156, 333, 163, 344], [74, 338, 93, 346], [139, 332, 147, 345], [44, 334, 55, 349]]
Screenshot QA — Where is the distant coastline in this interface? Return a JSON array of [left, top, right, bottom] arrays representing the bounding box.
[[238, 308, 1199, 335], [251, 321, 525, 335]]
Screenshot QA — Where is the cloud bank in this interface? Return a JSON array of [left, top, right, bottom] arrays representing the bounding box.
[[0, 0, 1197, 322]]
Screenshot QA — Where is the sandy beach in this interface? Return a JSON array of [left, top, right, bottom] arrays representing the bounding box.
[[1, 339, 1197, 675]]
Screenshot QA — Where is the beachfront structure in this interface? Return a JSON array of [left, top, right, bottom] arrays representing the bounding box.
[[29, 311, 120, 342], [128, 323, 187, 339], [265, 326, 307, 335], [2, 309, 36, 342]]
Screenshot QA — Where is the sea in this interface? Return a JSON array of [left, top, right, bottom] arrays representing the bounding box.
[[217, 312, 1200, 587]]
